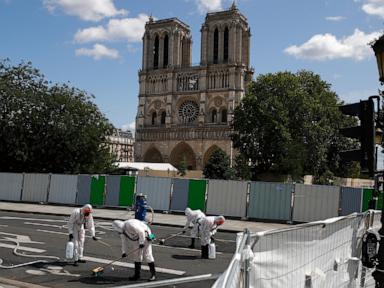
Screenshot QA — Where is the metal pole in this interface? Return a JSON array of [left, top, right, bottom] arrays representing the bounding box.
[[244, 228, 250, 288], [373, 176, 384, 287]]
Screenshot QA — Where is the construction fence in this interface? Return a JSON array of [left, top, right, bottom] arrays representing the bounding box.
[[214, 211, 380, 288], [0, 172, 380, 223]]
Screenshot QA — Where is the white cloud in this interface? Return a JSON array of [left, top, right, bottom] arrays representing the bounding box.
[[43, 0, 127, 21], [325, 16, 346, 21], [196, 0, 222, 14], [75, 44, 119, 60], [284, 29, 381, 61], [122, 121, 135, 132], [362, 0, 384, 18], [74, 14, 149, 43]]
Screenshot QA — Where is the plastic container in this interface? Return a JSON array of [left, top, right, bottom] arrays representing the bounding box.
[[66, 241, 74, 259], [208, 243, 216, 259]]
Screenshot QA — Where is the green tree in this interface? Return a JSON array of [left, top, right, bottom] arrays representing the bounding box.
[[231, 70, 356, 183], [177, 156, 188, 176], [0, 59, 116, 173], [203, 148, 233, 180]]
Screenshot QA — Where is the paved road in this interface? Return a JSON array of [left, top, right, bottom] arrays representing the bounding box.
[[0, 211, 236, 288]]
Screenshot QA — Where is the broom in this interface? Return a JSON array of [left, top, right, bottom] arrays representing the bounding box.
[[91, 247, 140, 276]]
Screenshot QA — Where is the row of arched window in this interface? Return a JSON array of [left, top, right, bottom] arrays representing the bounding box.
[[151, 111, 167, 125], [210, 108, 227, 123], [213, 27, 229, 64], [153, 35, 169, 69]]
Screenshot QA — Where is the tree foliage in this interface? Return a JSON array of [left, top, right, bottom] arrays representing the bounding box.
[[0, 59, 116, 173], [231, 70, 356, 183], [203, 148, 233, 180]]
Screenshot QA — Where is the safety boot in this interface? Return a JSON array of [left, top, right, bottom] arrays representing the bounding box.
[[188, 238, 195, 249], [148, 262, 156, 281], [129, 262, 141, 281]]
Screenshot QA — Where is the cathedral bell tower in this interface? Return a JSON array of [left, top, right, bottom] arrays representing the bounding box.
[[135, 4, 253, 171]]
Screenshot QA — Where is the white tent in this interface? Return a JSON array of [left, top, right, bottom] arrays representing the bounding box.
[[116, 162, 178, 172]]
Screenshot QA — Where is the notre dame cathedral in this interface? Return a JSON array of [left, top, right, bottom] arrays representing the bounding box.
[[134, 3, 253, 170]]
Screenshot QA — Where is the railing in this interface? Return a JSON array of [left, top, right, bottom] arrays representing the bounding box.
[[213, 212, 380, 288]]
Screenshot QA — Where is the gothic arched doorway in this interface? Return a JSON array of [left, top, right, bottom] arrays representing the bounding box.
[[143, 147, 163, 163], [170, 142, 196, 170], [203, 145, 220, 167]]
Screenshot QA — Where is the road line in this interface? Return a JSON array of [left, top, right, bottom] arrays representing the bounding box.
[[0, 243, 46, 253], [82, 256, 185, 275], [0, 216, 67, 223], [152, 244, 223, 254], [172, 234, 236, 243], [24, 222, 66, 229], [36, 229, 93, 239]]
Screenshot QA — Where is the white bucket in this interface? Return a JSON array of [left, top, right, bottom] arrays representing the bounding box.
[[65, 241, 74, 259], [208, 243, 216, 259]]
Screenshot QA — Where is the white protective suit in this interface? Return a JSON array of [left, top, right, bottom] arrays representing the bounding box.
[[67, 204, 95, 261], [199, 216, 224, 246], [184, 208, 205, 238], [113, 219, 154, 263]]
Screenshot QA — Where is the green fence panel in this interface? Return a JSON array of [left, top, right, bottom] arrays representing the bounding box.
[[362, 188, 374, 212], [187, 179, 207, 211], [90, 175, 105, 206], [119, 176, 135, 206], [377, 192, 383, 210]]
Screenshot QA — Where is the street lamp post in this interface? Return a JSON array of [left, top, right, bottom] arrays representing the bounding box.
[[371, 34, 384, 287]]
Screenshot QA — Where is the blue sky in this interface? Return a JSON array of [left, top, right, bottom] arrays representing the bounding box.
[[1, 0, 384, 134]]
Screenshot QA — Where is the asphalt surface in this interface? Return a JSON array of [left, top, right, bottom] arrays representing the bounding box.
[[0, 211, 236, 288]]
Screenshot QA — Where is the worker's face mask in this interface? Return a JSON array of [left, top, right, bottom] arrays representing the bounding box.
[[84, 212, 90, 217]]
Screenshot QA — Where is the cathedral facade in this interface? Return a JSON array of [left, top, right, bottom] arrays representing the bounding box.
[[134, 4, 253, 170]]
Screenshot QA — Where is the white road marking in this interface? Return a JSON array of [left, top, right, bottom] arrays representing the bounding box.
[[24, 222, 66, 229], [169, 234, 236, 243], [0, 232, 44, 244], [36, 229, 93, 238], [152, 244, 223, 254], [25, 270, 46, 276], [0, 243, 46, 253], [0, 216, 67, 223], [0, 225, 8, 227], [83, 256, 185, 276]]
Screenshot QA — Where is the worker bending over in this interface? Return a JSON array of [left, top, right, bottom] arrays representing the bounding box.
[[112, 219, 156, 281], [199, 216, 225, 259]]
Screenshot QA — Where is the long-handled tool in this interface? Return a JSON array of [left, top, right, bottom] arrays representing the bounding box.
[[159, 230, 185, 245], [91, 247, 140, 277]]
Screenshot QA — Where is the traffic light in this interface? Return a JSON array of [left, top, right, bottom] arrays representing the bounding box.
[[339, 99, 375, 176]]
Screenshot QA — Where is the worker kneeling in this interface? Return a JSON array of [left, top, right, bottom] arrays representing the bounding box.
[[67, 204, 98, 266], [112, 219, 156, 281], [199, 216, 225, 259]]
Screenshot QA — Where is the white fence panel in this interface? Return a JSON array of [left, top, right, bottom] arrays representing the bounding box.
[[22, 173, 50, 202], [251, 215, 367, 288], [293, 184, 340, 222], [206, 180, 248, 217], [136, 176, 172, 211], [48, 174, 78, 204], [0, 172, 23, 201]]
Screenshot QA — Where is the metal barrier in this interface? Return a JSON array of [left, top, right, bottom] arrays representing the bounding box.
[[213, 212, 381, 288]]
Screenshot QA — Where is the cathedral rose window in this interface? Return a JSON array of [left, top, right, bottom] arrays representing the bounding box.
[[179, 100, 199, 123]]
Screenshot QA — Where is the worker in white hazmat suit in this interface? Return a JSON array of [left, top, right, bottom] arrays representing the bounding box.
[[183, 207, 205, 248], [112, 219, 156, 281], [199, 215, 225, 259], [67, 204, 98, 265]]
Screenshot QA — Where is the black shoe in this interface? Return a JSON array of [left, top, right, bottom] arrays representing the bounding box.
[[73, 261, 79, 266], [148, 275, 156, 281], [188, 238, 195, 249], [78, 259, 86, 263], [188, 244, 195, 249], [129, 275, 140, 281]]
